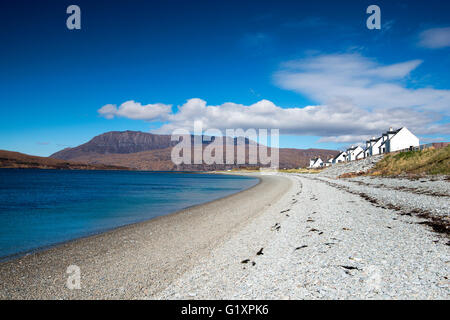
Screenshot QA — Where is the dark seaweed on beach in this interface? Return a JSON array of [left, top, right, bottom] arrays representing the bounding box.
[[340, 265, 360, 271], [271, 223, 281, 231]]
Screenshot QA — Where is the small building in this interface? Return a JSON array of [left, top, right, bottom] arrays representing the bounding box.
[[379, 127, 419, 154], [308, 157, 323, 168], [323, 157, 334, 167], [363, 136, 383, 158], [332, 151, 347, 164], [346, 146, 364, 162], [356, 149, 365, 160]]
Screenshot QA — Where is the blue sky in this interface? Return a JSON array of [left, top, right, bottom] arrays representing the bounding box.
[[1, 0, 450, 156]]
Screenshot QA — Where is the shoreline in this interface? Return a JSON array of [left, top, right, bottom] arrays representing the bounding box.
[[0, 172, 261, 263], [0, 173, 292, 299]]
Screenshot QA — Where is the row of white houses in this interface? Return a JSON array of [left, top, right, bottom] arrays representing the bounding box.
[[308, 127, 420, 168]]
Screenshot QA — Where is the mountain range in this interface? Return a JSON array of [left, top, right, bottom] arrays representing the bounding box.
[[50, 131, 339, 171]]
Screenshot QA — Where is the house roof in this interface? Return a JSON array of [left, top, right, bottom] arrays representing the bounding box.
[[309, 157, 323, 167], [386, 128, 402, 134], [334, 151, 347, 159], [347, 146, 363, 153]]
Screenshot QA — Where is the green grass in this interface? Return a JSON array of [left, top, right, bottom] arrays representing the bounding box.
[[370, 146, 450, 176]]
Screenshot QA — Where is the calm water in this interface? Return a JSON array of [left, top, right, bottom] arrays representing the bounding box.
[[0, 169, 258, 259]]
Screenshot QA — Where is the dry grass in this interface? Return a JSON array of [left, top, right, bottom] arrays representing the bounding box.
[[279, 168, 323, 174], [214, 167, 323, 174], [338, 171, 366, 179], [370, 146, 450, 176]]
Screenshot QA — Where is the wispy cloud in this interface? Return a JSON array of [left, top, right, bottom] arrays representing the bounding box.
[[282, 17, 327, 29], [418, 27, 450, 49], [240, 32, 271, 49], [275, 53, 449, 113], [382, 20, 395, 32], [98, 54, 449, 143]]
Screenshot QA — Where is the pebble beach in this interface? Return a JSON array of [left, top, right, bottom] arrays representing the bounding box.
[[0, 170, 448, 299]]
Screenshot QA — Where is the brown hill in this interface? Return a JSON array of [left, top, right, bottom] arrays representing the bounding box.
[[51, 131, 178, 159], [0, 150, 130, 170], [50, 131, 339, 170]]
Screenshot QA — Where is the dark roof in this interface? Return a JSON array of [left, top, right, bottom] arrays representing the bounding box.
[[385, 127, 402, 135], [335, 151, 346, 158], [348, 145, 363, 152]]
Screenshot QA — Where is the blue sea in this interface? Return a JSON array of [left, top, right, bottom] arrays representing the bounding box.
[[0, 169, 258, 259]]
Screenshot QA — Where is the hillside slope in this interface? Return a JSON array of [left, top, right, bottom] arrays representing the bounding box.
[[0, 150, 129, 170], [370, 146, 450, 176]]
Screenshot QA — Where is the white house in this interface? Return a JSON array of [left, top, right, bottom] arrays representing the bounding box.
[[379, 127, 419, 153], [324, 157, 334, 167], [364, 136, 383, 157], [308, 157, 323, 168], [356, 149, 365, 160], [332, 151, 347, 164], [346, 146, 364, 162]]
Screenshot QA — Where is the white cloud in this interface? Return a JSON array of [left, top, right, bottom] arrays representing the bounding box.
[[317, 135, 373, 144], [98, 100, 172, 120], [150, 97, 446, 141], [98, 54, 449, 144], [419, 27, 450, 49], [275, 53, 450, 113], [98, 97, 448, 143]]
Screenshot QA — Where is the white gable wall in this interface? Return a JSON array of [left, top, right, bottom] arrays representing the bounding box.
[[333, 152, 347, 163], [371, 137, 383, 156], [311, 158, 323, 168], [347, 146, 364, 161], [388, 127, 420, 152]]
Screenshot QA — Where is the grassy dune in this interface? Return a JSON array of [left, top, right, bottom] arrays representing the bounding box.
[[370, 146, 450, 176]]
